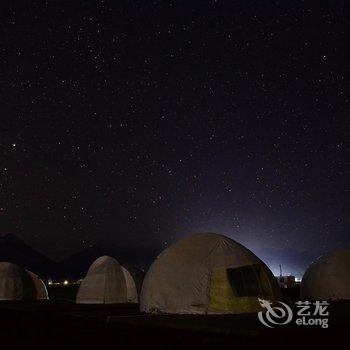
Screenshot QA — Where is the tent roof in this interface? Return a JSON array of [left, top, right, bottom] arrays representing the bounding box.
[[141, 233, 280, 314], [86, 255, 119, 273], [0, 261, 25, 277], [149, 233, 266, 272], [301, 248, 350, 300]]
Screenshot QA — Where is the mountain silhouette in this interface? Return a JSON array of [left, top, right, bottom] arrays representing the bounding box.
[[0, 233, 161, 280], [0, 233, 61, 279], [60, 244, 160, 279]]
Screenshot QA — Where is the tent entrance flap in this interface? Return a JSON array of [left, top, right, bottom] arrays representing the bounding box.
[[227, 265, 262, 296], [208, 265, 267, 314]]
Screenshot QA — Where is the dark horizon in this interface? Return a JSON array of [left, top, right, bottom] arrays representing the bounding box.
[[0, 231, 332, 280], [1, 1, 349, 276]]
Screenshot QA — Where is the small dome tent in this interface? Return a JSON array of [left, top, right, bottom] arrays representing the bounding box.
[[76, 256, 138, 304], [0, 262, 36, 301], [301, 248, 350, 300], [141, 233, 281, 314], [121, 266, 138, 303], [122, 263, 145, 295], [27, 271, 49, 300]]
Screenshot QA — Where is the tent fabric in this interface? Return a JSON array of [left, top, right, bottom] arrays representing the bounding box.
[[140, 233, 281, 314], [76, 256, 138, 304], [0, 262, 36, 301], [122, 266, 138, 302], [301, 248, 350, 300], [27, 271, 49, 300], [122, 263, 145, 295]]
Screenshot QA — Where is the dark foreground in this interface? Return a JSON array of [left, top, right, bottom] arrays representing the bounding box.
[[0, 286, 349, 349]]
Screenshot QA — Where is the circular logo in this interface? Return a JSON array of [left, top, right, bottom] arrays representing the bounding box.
[[258, 298, 293, 328]]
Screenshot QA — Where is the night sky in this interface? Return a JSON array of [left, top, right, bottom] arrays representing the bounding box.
[[1, 1, 349, 275]]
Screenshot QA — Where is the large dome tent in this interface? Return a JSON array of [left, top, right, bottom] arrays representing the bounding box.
[[141, 233, 281, 314], [0, 262, 36, 301], [301, 248, 350, 300], [76, 256, 138, 304]]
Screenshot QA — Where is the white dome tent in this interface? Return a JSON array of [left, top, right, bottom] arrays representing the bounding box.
[[141, 233, 281, 314], [301, 248, 350, 300], [0, 262, 36, 301], [76, 256, 138, 304], [27, 271, 49, 300]]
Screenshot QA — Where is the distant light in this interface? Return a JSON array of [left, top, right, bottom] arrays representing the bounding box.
[[63, 280, 69, 285], [48, 281, 52, 285]]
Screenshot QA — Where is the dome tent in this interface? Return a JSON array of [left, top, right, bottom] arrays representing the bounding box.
[[121, 266, 138, 303], [122, 263, 145, 295], [27, 271, 49, 300], [141, 233, 281, 314], [0, 262, 36, 301], [301, 248, 350, 300], [76, 256, 138, 304]]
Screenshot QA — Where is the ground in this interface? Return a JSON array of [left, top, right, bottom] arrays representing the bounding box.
[[0, 285, 348, 349]]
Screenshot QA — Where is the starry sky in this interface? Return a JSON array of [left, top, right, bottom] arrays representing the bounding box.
[[1, 1, 349, 271]]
